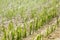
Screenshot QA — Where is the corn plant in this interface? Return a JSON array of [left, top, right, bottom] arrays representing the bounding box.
[[50, 26, 54, 33], [46, 27, 52, 36], [56, 15, 59, 27], [50, 25, 57, 33], [52, 25, 57, 31], [16, 26, 22, 40], [42, 7, 48, 23], [19, 7, 26, 18], [45, 24, 57, 36], [34, 18, 39, 31], [8, 21, 14, 31], [29, 22, 33, 35], [23, 23, 27, 38], [38, 18, 43, 27], [37, 19, 41, 28], [2, 26, 7, 40], [36, 34, 43, 40], [11, 30, 15, 40], [30, 9, 37, 19], [46, 27, 50, 36]]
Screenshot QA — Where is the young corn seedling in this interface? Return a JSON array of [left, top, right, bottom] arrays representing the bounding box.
[[31, 8, 37, 19], [29, 22, 33, 35], [50, 7, 57, 18], [23, 27, 27, 38], [56, 15, 59, 27], [7, 30, 10, 40], [2, 26, 7, 40], [50, 26, 54, 33], [39, 18, 43, 27], [2, 25, 10, 40], [34, 18, 38, 31], [8, 21, 14, 31], [31, 13, 35, 19], [46, 25, 55, 36], [38, 13, 44, 26], [45, 24, 57, 36], [42, 7, 48, 23], [37, 36, 40, 40], [16, 26, 22, 40], [36, 34, 43, 40], [11, 30, 15, 40], [23, 23, 27, 38], [37, 19, 41, 28], [34, 17, 40, 31], [19, 7, 26, 19], [36, 14, 41, 28], [32, 20, 35, 33], [39, 13, 47, 27], [52, 25, 57, 31], [46, 27, 51, 36], [47, 7, 56, 21]]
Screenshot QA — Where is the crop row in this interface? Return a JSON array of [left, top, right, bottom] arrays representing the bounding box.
[[33, 15, 60, 40]]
